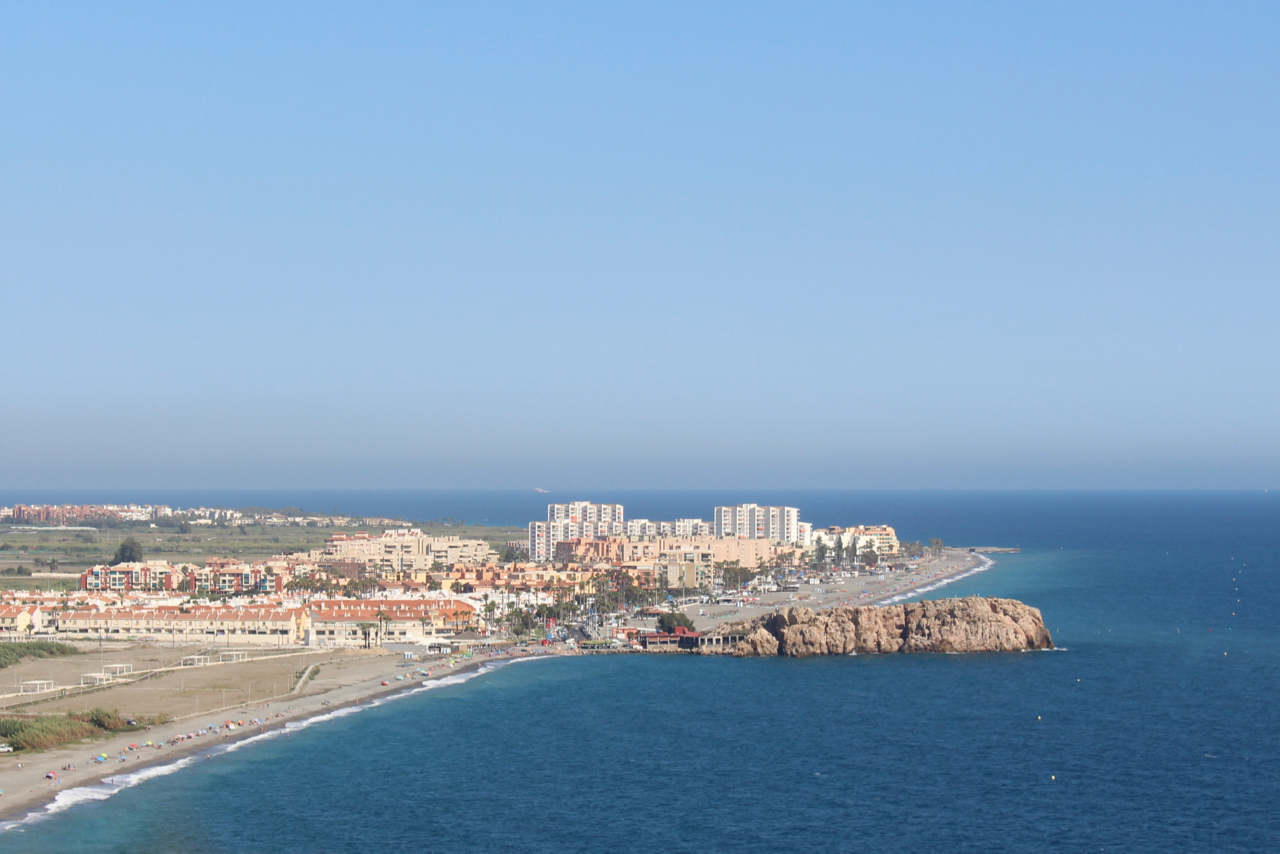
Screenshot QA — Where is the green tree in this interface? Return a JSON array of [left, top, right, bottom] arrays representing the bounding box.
[[813, 541, 828, 566], [830, 538, 843, 567], [348, 577, 378, 598], [657, 611, 695, 633], [111, 537, 144, 565], [718, 560, 753, 589], [860, 548, 879, 568]]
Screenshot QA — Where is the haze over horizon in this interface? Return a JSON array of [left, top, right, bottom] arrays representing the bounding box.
[[2, 2, 1277, 491]]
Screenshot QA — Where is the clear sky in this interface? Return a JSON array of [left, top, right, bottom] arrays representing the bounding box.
[[1, 2, 1277, 490]]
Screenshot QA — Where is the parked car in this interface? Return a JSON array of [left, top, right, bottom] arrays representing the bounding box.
[[0, 744, 13, 753]]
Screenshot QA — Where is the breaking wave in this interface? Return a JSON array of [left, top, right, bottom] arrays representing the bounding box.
[[879, 554, 995, 605], [0, 656, 550, 833]]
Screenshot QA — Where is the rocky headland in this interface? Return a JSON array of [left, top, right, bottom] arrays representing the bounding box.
[[706, 596, 1053, 657]]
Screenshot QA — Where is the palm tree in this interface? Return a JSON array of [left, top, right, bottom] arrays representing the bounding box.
[[356, 621, 375, 649], [450, 609, 469, 633]]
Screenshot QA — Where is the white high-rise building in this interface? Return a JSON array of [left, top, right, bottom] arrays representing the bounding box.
[[713, 504, 808, 546], [659, 519, 713, 538], [627, 518, 712, 539], [626, 519, 658, 539], [528, 502, 625, 562]]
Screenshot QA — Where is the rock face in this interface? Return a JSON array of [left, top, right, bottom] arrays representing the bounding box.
[[707, 597, 1053, 657]]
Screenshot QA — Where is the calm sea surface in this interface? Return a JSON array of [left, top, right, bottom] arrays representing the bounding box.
[[1, 491, 1278, 851]]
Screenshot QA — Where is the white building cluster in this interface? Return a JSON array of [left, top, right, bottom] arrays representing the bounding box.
[[528, 500, 824, 563], [624, 518, 713, 539], [527, 502, 625, 562], [712, 504, 811, 546]]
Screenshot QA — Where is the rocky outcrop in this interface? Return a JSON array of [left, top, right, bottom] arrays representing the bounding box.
[[705, 597, 1052, 657]]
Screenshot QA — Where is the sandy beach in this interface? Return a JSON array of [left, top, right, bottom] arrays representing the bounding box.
[[0, 644, 554, 828]]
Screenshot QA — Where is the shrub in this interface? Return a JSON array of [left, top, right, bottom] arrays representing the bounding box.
[[656, 612, 695, 633], [78, 707, 126, 730], [0, 641, 79, 670], [0, 716, 100, 750]]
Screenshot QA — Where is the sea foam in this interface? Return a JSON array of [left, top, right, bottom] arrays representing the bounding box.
[[879, 554, 995, 605]]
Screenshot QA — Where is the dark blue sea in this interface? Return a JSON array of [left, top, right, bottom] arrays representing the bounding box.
[[1, 491, 1278, 851]]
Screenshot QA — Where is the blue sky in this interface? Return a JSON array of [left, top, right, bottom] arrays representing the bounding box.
[[1, 2, 1277, 489]]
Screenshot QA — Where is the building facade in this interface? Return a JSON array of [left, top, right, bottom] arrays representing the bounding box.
[[319, 530, 496, 576], [713, 505, 809, 546], [528, 502, 625, 562], [626, 518, 713, 538]]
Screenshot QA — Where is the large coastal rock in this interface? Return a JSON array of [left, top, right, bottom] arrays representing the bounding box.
[[707, 597, 1053, 657]]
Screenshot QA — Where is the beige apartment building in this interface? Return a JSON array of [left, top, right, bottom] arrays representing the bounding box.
[[305, 598, 477, 647], [847, 525, 900, 557], [555, 535, 791, 569], [318, 530, 496, 576], [0, 606, 43, 635], [56, 606, 306, 644], [811, 525, 900, 558], [658, 537, 793, 569]]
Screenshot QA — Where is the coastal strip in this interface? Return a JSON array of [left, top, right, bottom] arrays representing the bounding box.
[[0, 649, 556, 830]]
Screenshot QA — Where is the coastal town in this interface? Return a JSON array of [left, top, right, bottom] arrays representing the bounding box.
[[0, 500, 957, 652]]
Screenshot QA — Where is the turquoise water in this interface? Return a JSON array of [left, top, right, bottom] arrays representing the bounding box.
[[1, 493, 1277, 851]]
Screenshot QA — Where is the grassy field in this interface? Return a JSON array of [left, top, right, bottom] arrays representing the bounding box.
[[0, 523, 525, 572], [0, 578, 79, 592]]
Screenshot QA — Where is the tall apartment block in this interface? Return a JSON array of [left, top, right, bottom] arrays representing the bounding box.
[[713, 504, 810, 546], [625, 518, 713, 539], [528, 502, 625, 562]]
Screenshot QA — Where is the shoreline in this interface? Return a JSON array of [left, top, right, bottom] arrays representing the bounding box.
[[874, 553, 995, 606], [0, 552, 1005, 831], [0, 649, 554, 831], [691, 549, 999, 632]]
